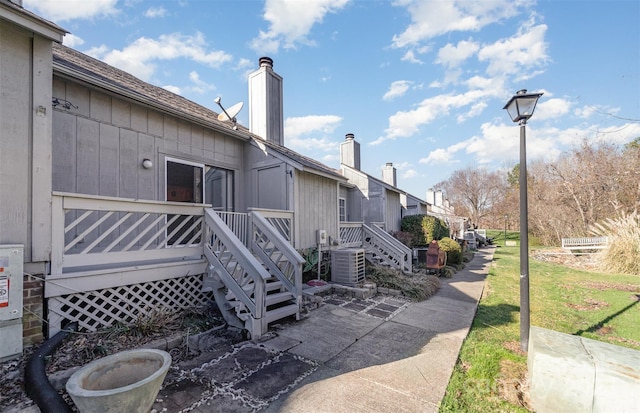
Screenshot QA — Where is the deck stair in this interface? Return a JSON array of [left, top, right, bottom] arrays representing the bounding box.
[[203, 209, 303, 339], [361, 224, 412, 273], [338, 222, 412, 273]]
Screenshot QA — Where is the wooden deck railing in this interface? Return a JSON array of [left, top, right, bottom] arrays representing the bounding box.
[[51, 192, 206, 276], [203, 209, 268, 322], [249, 208, 294, 243], [250, 212, 304, 308], [339, 222, 412, 272]]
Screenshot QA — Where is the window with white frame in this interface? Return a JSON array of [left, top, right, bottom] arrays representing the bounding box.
[[339, 197, 347, 222], [165, 157, 234, 244]]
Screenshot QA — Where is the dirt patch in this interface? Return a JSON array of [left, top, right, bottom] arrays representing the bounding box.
[[503, 340, 526, 356], [497, 359, 532, 411], [595, 324, 615, 336], [565, 298, 610, 311], [579, 282, 640, 293], [531, 249, 600, 271]]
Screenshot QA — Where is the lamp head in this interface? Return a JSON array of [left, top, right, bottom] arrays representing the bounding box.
[[503, 89, 543, 124], [214, 96, 221, 105]]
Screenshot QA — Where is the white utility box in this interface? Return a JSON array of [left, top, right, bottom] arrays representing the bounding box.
[[0, 245, 24, 361], [331, 248, 365, 286]]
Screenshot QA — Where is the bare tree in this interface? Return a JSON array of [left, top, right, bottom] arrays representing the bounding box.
[[546, 140, 635, 233], [434, 137, 639, 246], [435, 167, 507, 228]]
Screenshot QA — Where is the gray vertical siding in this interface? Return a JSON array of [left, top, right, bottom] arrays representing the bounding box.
[[0, 24, 31, 250], [1, 24, 56, 261], [51, 78, 244, 201], [385, 190, 402, 232], [296, 171, 339, 249]]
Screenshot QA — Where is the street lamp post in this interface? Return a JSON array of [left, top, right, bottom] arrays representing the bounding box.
[[504, 214, 508, 242], [503, 89, 543, 352]]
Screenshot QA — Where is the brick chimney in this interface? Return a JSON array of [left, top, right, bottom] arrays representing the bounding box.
[[382, 162, 397, 187], [248, 57, 284, 145], [340, 133, 361, 170]]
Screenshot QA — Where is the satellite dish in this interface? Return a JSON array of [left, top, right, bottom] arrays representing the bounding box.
[[215, 98, 243, 125]]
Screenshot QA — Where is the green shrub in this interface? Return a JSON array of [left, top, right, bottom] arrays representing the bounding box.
[[401, 215, 450, 246], [401, 215, 425, 246], [438, 237, 462, 265]]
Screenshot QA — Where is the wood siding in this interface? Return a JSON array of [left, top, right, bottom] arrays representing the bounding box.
[[51, 78, 244, 202], [245, 144, 288, 211], [385, 190, 402, 232], [0, 23, 54, 262], [295, 171, 339, 249]]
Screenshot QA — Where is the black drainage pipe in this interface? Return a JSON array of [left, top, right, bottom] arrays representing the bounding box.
[[25, 322, 78, 413]]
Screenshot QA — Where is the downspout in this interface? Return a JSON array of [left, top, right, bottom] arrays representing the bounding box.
[[25, 322, 78, 413]]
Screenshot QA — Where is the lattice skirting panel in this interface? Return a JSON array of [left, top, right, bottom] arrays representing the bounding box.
[[47, 273, 212, 336]]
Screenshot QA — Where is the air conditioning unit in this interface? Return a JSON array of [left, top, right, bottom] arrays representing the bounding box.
[[331, 248, 365, 286]]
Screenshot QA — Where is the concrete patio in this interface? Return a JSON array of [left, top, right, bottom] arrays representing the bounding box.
[[149, 247, 494, 412]]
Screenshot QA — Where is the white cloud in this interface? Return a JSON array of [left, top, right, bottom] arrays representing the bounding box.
[[374, 89, 499, 145], [144, 6, 168, 18], [162, 85, 182, 94], [478, 22, 549, 77], [284, 115, 343, 153], [465, 75, 505, 93], [418, 119, 637, 170], [435, 39, 479, 68], [456, 101, 488, 122], [383, 80, 413, 101], [400, 49, 423, 64], [401, 169, 418, 179], [251, 0, 350, 53], [23, 0, 119, 22], [533, 98, 571, 121], [574, 105, 598, 119], [573, 104, 621, 120], [188, 71, 216, 94], [419, 148, 458, 165], [391, 0, 526, 48], [86, 32, 232, 82], [62, 34, 84, 48]]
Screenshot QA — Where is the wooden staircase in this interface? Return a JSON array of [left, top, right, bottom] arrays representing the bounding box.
[[203, 209, 303, 339], [338, 222, 412, 273]]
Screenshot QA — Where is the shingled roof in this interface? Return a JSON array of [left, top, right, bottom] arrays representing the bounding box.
[[251, 137, 346, 181], [52, 43, 242, 135], [52, 43, 344, 181]]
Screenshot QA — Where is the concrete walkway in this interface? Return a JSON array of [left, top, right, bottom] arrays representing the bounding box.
[[151, 246, 494, 413]]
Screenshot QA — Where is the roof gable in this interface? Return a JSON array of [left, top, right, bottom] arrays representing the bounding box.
[[52, 43, 345, 182], [0, 0, 67, 41]]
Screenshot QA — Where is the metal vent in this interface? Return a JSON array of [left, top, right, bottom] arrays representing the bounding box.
[[331, 248, 365, 286]]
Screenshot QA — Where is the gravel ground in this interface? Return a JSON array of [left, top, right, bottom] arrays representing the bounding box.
[[0, 306, 227, 412]]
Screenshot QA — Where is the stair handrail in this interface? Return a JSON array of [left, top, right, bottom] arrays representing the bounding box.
[[362, 223, 409, 272], [249, 211, 304, 303], [339, 222, 364, 247], [203, 209, 269, 319], [365, 223, 412, 272]]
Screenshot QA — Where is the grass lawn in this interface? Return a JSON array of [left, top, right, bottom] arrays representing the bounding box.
[[440, 230, 640, 412]]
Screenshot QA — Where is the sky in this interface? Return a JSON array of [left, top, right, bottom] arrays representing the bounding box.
[[24, 0, 640, 199]]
